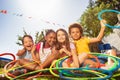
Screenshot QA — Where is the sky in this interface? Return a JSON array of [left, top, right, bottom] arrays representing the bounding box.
[[0, 0, 89, 59]]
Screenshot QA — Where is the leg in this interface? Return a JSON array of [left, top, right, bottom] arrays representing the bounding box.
[[78, 53, 88, 65], [62, 61, 69, 68], [107, 49, 116, 65], [41, 51, 59, 68], [83, 59, 98, 68], [19, 59, 41, 70]]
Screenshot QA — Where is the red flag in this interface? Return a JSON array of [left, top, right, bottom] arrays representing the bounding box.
[[1, 10, 7, 14]]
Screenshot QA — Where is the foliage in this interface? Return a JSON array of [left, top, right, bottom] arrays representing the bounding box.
[[16, 28, 28, 46], [35, 31, 44, 44], [95, 0, 120, 10], [78, 0, 120, 52], [16, 29, 45, 46], [79, 0, 119, 37]]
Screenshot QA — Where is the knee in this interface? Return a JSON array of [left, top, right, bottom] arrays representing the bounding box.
[[78, 53, 88, 58]]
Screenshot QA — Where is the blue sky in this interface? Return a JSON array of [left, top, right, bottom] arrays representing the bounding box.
[[0, 0, 89, 59]]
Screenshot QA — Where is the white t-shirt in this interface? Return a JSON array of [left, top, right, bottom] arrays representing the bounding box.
[[18, 51, 32, 60], [38, 42, 51, 63]]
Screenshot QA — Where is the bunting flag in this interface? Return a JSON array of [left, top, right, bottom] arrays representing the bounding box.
[[0, 9, 65, 28], [0, 10, 7, 14]]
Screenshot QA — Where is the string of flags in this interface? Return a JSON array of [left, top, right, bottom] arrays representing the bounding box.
[[0, 9, 65, 27], [0, 10, 7, 14]]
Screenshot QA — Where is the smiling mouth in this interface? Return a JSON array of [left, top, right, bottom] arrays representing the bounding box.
[[26, 45, 32, 48]]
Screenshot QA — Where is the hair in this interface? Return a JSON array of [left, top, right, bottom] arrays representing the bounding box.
[[42, 29, 56, 47], [56, 28, 71, 51], [45, 29, 56, 36], [68, 23, 83, 35], [22, 35, 33, 44]]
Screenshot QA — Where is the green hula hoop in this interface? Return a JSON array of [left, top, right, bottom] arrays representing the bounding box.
[[49, 56, 112, 80]]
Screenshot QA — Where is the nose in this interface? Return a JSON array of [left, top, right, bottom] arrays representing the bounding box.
[[51, 38, 56, 42]]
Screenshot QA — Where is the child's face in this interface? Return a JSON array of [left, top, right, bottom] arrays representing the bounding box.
[[45, 32, 56, 46], [23, 37, 34, 51], [57, 30, 66, 43], [70, 28, 81, 40]]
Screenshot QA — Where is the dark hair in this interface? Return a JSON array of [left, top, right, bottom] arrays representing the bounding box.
[[22, 35, 33, 44], [68, 23, 83, 35], [56, 28, 71, 51], [43, 29, 56, 47], [46, 29, 56, 36]]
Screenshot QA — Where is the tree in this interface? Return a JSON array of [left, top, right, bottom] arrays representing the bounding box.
[[16, 29, 45, 46], [95, 0, 120, 10], [87, 0, 95, 9], [35, 31, 44, 44], [78, 0, 120, 52], [80, 0, 119, 37], [16, 28, 28, 46]]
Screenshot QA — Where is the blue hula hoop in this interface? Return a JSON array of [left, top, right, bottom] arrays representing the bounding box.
[[98, 9, 120, 28], [0, 57, 12, 62], [58, 56, 113, 80]]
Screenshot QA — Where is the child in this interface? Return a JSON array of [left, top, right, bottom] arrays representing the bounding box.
[[68, 20, 116, 68], [17, 35, 36, 60], [53, 28, 79, 68], [36, 29, 58, 68], [68, 20, 106, 54], [17, 29, 57, 70], [8, 35, 37, 77]]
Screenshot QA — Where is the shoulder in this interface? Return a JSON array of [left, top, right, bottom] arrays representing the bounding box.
[[36, 42, 43, 52], [70, 42, 75, 49], [83, 36, 90, 42]]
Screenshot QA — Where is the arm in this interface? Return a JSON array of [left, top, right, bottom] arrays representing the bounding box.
[[41, 47, 59, 68], [31, 45, 40, 62], [71, 48, 79, 68], [16, 48, 26, 56], [60, 44, 79, 68], [89, 20, 106, 43]]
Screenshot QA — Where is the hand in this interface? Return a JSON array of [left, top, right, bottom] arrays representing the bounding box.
[[59, 46, 72, 56], [59, 48, 64, 54], [100, 19, 107, 28], [31, 45, 36, 53], [17, 48, 26, 56]]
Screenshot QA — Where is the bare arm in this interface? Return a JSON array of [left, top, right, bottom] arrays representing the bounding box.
[[90, 20, 106, 43], [16, 48, 26, 56], [71, 48, 79, 68], [60, 45, 79, 68], [31, 45, 40, 62], [41, 47, 59, 68]]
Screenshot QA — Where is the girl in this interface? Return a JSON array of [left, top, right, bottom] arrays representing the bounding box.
[[8, 35, 37, 77], [17, 35, 36, 60], [36, 29, 58, 68], [53, 28, 79, 68], [17, 29, 57, 70]]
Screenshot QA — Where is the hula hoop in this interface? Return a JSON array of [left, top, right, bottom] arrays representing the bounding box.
[[0, 53, 16, 61], [4, 60, 18, 79], [52, 53, 119, 80], [0, 57, 12, 76], [0, 57, 12, 61], [4, 59, 43, 79], [59, 57, 84, 76], [98, 9, 120, 28], [90, 53, 119, 72], [4, 53, 120, 79], [53, 57, 112, 80], [58, 56, 113, 80]]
